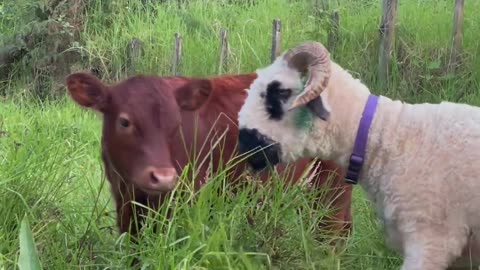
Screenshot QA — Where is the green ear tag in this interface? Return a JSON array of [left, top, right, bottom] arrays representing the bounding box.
[[293, 76, 314, 131]]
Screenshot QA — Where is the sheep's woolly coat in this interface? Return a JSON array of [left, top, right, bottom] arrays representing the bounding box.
[[352, 93, 480, 270], [239, 59, 480, 269]]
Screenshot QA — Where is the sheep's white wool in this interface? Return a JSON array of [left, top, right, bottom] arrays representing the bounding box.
[[239, 53, 480, 269]]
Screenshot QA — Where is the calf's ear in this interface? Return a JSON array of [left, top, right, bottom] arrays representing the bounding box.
[[66, 72, 109, 112], [174, 79, 213, 111]]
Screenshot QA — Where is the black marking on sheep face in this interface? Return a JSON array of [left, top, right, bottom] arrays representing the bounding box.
[[264, 81, 292, 120], [238, 128, 281, 172]]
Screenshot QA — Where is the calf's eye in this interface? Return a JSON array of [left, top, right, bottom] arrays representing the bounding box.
[[119, 117, 130, 128]]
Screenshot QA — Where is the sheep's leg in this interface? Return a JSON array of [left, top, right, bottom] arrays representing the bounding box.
[[446, 231, 480, 269], [400, 231, 467, 270]]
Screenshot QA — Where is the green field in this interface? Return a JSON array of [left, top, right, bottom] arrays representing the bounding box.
[[1, 0, 479, 269]]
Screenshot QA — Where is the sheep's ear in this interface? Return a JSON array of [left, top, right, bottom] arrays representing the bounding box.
[[306, 92, 331, 121], [175, 79, 213, 111]]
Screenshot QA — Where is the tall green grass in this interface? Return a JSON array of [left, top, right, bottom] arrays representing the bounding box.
[[0, 99, 401, 269], [0, 0, 479, 269], [2, 0, 479, 102], [80, 0, 480, 102]]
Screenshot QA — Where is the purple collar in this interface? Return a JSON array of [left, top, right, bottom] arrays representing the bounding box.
[[345, 94, 379, 184]]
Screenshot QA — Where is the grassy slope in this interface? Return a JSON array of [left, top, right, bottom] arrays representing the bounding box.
[[0, 0, 479, 269]]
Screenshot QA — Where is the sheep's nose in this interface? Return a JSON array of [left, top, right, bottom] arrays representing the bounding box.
[[238, 128, 281, 172]]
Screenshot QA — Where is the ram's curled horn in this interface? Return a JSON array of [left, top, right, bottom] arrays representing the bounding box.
[[282, 41, 332, 110]]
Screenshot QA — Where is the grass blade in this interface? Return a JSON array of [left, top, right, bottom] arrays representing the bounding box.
[[17, 215, 42, 270]]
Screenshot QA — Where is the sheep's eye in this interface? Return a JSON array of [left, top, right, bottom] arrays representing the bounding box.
[[278, 89, 292, 98], [119, 117, 130, 128]]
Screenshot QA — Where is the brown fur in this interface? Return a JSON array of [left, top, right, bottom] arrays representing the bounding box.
[[66, 72, 353, 238]]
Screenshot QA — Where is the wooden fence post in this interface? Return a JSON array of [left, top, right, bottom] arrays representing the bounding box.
[[127, 38, 143, 76], [328, 10, 339, 52], [313, 0, 330, 17], [322, 0, 330, 11], [448, 0, 464, 73], [172, 33, 182, 76], [218, 28, 228, 74], [271, 19, 282, 63], [378, 0, 398, 87]]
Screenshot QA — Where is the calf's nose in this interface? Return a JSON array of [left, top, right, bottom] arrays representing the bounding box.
[[141, 166, 178, 193]]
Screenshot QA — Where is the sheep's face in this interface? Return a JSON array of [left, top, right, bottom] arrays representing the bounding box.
[[238, 41, 334, 172], [238, 68, 333, 172]]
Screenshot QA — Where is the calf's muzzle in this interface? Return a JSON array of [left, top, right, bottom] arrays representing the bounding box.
[[137, 166, 178, 194]]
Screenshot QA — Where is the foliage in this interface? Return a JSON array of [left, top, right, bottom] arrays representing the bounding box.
[[0, 0, 87, 99], [0, 0, 479, 269]]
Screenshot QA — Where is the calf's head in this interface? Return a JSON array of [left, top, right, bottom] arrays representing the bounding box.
[[238, 41, 335, 171], [66, 73, 213, 194]]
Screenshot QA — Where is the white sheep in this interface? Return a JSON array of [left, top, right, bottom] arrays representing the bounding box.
[[237, 41, 480, 270]]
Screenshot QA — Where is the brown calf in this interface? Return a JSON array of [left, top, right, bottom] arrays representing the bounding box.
[[65, 72, 353, 238]]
